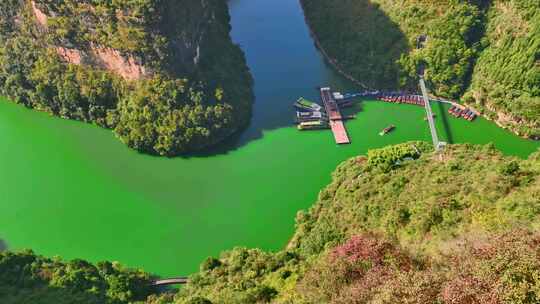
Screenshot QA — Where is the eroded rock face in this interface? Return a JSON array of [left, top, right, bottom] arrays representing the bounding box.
[[90, 45, 148, 81], [30, 0, 211, 81], [56, 47, 82, 65], [31, 1, 47, 28], [33, 1, 149, 81], [55, 45, 148, 80]]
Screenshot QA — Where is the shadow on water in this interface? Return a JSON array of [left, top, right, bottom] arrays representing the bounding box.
[[0, 239, 7, 251], [188, 0, 409, 158], [436, 101, 455, 144]]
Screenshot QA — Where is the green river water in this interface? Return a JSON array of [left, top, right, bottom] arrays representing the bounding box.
[[0, 0, 538, 277]]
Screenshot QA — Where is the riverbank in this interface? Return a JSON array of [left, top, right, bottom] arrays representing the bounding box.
[[299, 0, 370, 90], [465, 100, 540, 141], [298, 0, 539, 142]]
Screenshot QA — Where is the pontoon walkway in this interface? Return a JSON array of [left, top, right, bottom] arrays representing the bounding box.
[[320, 87, 350, 144]]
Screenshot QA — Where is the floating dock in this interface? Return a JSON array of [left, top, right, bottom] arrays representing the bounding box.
[[320, 87, 350, 144], [329, 120, 350, 144]]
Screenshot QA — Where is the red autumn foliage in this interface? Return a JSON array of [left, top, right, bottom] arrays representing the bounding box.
[[300, 231, 540, 304]]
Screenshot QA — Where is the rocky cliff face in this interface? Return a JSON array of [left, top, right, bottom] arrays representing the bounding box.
[[0, 0, 253, 155], [30, 0, 209, 80]]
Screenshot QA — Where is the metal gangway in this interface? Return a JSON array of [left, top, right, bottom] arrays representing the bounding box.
[[417, 34, 445, 151], [419, 77, 446, 151]]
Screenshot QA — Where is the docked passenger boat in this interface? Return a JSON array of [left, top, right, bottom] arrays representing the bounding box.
[[379, 125, 395, 136], [296, 111, 328, 123], [294, 97, 322, 111], [297, 120, 329, 130]]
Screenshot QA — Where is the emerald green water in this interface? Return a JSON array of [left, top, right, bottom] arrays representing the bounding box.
[[0, 0, 538, 277]]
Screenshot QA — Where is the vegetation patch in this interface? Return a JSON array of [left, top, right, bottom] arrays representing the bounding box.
[[0, 250, 155, 304]]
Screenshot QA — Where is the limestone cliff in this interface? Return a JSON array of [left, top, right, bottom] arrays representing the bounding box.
[[0, 0, 253, 155]]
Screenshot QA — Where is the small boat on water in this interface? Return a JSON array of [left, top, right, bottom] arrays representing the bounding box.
[[448, 104, 478, 122], [294, 97, 322, 111], [379, 125, 395, 136], [297, 120, 329, 130]]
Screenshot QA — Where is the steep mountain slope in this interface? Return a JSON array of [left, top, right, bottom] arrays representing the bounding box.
[[464, 0, 540, 139], [300, 0, 483, 98], [0, 0, 253, 155]]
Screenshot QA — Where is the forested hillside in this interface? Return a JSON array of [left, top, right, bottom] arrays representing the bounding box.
[[3, 143, 540, 303], [464, 0, 540, 139], [0, 250, 156, 304], [301, 0, 539, 139], [0, 0, 253, 156], [300, 0, 483, 98]]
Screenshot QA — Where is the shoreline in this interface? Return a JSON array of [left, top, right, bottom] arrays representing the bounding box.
[[298, 0, 538, 142], [299, 0, 369, 90]]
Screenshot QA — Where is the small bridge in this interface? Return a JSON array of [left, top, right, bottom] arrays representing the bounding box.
[[151, 277, 189, 286], [417, 34, 445, 151], [419, 77, 445, 150]]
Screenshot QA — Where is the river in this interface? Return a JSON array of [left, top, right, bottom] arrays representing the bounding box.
[[0, 0, 538, 277]]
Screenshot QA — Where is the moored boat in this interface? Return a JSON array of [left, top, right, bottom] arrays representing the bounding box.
[[379, 124, 396, 136], [296, 111, 328, 123], [294, 97, 322, 111], [297, 120, 329, 130]]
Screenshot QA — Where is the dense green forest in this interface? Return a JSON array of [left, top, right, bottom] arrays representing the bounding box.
[[300, 0, 483, 97], [3, 143, 540, 303], [464, 0, 540, 139], [0, 250, 156, 304], [301, 0, 539, 139], [0, 0, 253, 155]]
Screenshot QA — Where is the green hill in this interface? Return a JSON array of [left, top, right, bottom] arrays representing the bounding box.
[[0, 0, 253, 156]]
